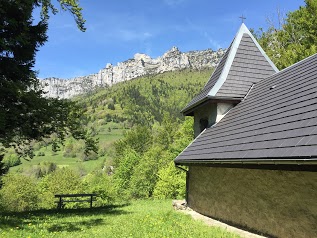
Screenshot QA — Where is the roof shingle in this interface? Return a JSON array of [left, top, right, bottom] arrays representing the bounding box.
[[181, 24, 278, 115], [175, 53, 317, 165]]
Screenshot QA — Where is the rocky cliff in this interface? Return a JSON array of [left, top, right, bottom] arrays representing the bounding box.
[[41, 46, 225, 98]]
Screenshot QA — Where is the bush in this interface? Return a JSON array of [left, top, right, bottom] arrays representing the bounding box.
[[107, 102, 115, 110], [83, 171, 116, 206], [153, 161, 186, 199], [23, 162, 57, 178], [0, 173, 39, 212], [2, 153, 21, 167], [73, 162, 88, 177], [79, 151, 98, 161], [39, 161, 57, 176], [63, 139, 84, 158]]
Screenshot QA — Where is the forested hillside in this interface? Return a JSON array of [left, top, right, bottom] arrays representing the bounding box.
[[78, 68, 212, 126], [0, 68, 213, 211]]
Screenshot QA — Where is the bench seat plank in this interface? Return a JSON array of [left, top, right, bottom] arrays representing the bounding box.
[[55, 193, 97, 198]]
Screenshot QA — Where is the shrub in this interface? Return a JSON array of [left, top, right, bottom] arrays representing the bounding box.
[[23, 162, 57, 178], [107, 102, 115, 110], [23, 166, 42, 178], [63, 139, 84, 158], [39, 161, 57, 176], [32, 142, 42, 151], [153, 161, 186, 199], [73, 162, 87, 177], [2, 153, 21, 167], [79, 151, 98, 161], [0, 173, 39, 212], [83, 171, 116, 206]]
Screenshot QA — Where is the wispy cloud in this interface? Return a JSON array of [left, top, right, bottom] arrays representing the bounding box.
[[203, 32, 222, 49], [85, 12, 156, 43], [182, 18, 223, 49]]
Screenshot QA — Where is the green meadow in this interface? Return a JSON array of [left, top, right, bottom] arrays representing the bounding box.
[[0, 200, 239, 238]]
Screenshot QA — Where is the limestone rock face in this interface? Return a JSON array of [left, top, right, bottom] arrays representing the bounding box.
[[41, 47, 225, 98]]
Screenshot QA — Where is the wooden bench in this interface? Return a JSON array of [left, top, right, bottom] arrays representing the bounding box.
[[55, 193, 97, 209]]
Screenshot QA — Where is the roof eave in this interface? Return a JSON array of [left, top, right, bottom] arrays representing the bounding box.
[[181, 96, 242, 116], [175, 157, 317, 166]]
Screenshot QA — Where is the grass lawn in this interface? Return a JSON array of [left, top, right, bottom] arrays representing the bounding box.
[[0, 200, 240, 238]]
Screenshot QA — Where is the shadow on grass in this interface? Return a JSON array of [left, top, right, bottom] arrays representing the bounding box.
[[0, 204, 130, 232], [47, 218, 105, 232]]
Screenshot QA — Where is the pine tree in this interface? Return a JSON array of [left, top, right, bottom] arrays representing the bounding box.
[[0, 0, 97, 177]]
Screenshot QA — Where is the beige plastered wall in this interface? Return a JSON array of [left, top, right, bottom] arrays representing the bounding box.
[[187, 166, 317, 238]]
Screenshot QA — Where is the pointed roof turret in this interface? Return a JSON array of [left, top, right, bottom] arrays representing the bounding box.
[[182, 23, 279, 115]]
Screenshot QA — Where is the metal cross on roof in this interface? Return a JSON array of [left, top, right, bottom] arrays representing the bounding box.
[[239, 15, 246, 23]]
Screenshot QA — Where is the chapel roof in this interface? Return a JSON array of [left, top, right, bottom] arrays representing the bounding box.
[[181, 23, 278, 115], [175, 53, 317, 165]]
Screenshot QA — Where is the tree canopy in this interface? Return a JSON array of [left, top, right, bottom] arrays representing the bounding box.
[[0, 0, 93, 176], [256, 0, 317, 69], [38, 0, 86, 32]]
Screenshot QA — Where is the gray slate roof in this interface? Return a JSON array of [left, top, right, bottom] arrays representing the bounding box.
[[175, 53, 317, 165], [181, 24, 278, 115]]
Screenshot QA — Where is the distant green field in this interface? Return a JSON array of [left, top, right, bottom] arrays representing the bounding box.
[[9, 149, 101, 175], [9, 127, 124, 174], [0, 200, 240, 238]]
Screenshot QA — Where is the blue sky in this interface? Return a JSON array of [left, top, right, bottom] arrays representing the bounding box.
[[34, 0, 304, 79]]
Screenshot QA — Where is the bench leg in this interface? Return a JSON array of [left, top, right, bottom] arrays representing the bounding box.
[[57, 197, 62, 209], [90, 196, 93, 208]]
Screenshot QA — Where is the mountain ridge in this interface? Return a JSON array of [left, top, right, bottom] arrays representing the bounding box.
[[41, 46, 225, 98]]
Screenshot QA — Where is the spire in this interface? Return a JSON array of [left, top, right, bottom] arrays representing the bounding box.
[[181, 23, 278, 115]]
